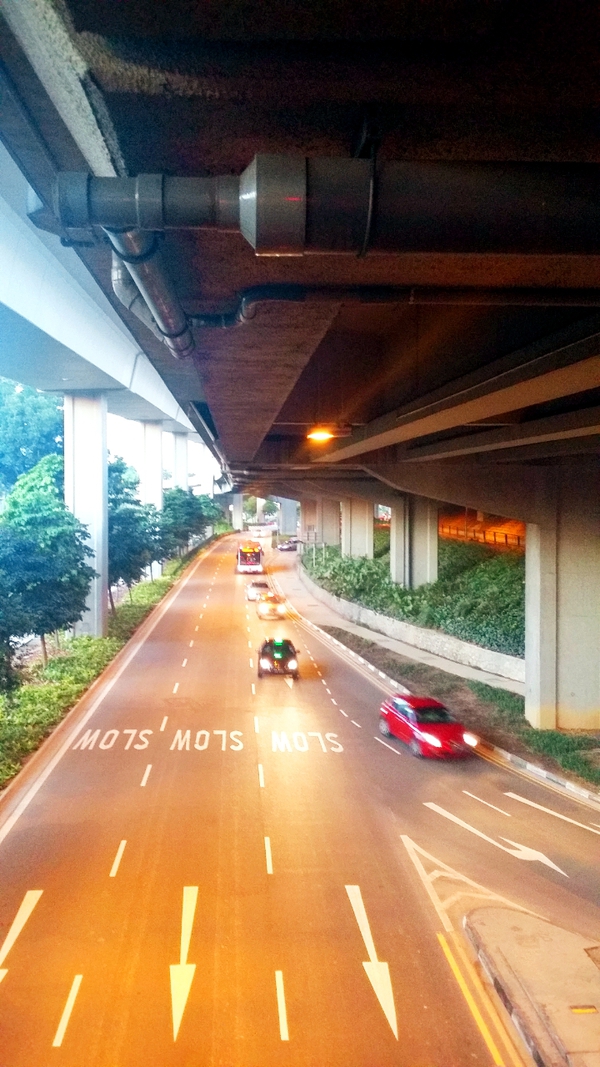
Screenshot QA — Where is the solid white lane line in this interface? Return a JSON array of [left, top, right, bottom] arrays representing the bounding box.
[[264, 837, 273, 874], [251, 683, 256, 695], [160, 716, 168, 732], [254, 716, 259, 732], [351, 720, 362, 728], [109, 840, 127, 877], [505, 792, 600, 835], [592, 823, 600, 830], [0, 890, 43, 976], [258, 765, 265, 788], [189, 640, 194, 647], [275, 971, 289, 1041], [374, 736, 400, 754], [463, 791, 511, 817], [172, 682, 179, 694], [181, 659, 187, 668], [52, 974, 83, 1047], [140, 764, 152, 787]]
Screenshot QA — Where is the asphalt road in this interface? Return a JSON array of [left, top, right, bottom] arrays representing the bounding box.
[[0, 535, 599, 1066]]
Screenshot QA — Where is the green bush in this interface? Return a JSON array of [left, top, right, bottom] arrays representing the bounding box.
[[303, 540, 525, 656]]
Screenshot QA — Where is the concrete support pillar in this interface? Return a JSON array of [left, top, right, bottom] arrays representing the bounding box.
[[390, 498, 409, 585], [232, 493, 244, 531], [279, 497, 298, 535], [410, 496, 438, 587], [341, 497, 373, 558], [172, 432, 188, 490], [63, 394, 108, 637], [321, 498, 341, 546], [139, 421, 163, 510], [525, 461, 600, 730], [300, 498, 318, 543]]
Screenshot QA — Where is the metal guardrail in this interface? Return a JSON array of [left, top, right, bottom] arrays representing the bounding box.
[[439, 524, 524, 548]]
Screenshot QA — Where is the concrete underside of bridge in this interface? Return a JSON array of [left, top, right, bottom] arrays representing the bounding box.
[[0, 0, 598, 728]]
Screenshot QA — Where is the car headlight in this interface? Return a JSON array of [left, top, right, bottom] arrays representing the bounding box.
[[287, 659, 298, 671], [419, 731, 442, 747], [277, 604, 285, 614], [462, 731, 478, 747], [258, 604, 268, 614], [259, 658, 271, 669]]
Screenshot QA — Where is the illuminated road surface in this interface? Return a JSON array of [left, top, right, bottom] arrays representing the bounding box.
[[0, 537, 598, 1066]]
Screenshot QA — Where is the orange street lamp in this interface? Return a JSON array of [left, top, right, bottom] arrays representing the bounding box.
[[306, 425, 352, 442]]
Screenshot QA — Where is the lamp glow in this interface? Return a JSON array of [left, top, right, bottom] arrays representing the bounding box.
[[307, 427, 335, 442]]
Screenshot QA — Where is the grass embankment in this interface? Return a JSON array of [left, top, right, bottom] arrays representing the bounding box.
[[303, 539, 525, 656], [323, 625, 600, 788], [0, 552, 195, 789]]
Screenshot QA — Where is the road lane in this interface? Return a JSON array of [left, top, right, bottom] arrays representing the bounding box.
[[0, 535, 597, 1064]]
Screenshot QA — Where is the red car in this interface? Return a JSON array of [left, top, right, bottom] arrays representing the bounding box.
[[378, 694, 478, 758]]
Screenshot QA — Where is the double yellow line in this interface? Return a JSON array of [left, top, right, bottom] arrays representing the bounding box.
[[438, 930, 529, 1067]]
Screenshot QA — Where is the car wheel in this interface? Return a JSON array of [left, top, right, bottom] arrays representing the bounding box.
[[410, 739, 424, 758], [293, 672, 299, 681], [378, 717, 391, 738], [257, 669, 263, 678]]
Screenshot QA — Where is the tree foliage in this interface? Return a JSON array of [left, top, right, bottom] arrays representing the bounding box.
[[0, 456, 96, 677], [0, 378, 63, 493], [160, 488, 221, 556], [108, 458, 160, 597]]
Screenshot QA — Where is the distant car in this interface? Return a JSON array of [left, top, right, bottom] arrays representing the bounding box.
[[257, 592, 287, 618], [258, 638, 299, 679], [277, 538, 300, 551], [378, 694, 478, 758], [246, 580, 270, 601]]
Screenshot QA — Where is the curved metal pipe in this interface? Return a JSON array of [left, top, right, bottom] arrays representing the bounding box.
[[105, 229, 195, 359]]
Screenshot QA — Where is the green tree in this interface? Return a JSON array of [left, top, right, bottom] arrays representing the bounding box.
[[0, 526, 39, 690], [108, 458, 160, 610], [262, 499, 279, 518], [2, 456, 96, 667], [0, 378, 63, 493], [160, 488, 221, 556]]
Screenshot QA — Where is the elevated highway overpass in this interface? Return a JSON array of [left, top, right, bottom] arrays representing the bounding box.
[[0, 0, 598, 729]]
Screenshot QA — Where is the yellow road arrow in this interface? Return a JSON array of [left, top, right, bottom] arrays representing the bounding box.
[[170, 886, 198, 1040]]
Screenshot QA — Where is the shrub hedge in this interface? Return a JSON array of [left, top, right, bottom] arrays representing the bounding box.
[[302, 540, 525, 656]]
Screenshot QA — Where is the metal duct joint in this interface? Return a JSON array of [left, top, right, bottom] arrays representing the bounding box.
[[105, 229, 195, 359]]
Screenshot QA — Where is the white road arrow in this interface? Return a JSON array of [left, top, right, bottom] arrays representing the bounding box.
[[345, 885, 398, 1038], [424, 803, 568, 876], [170, 886, 198, 1040], [285, 677, 294, 689], [0, 889, 43, 983]]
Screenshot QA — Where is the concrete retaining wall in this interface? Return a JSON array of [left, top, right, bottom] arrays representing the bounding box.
[[299, 565, 525, 684]]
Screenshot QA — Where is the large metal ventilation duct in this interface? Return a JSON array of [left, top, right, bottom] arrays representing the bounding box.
[[53, 156, 600, 255]]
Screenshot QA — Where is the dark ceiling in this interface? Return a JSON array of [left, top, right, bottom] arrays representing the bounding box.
[[1, 0, 599, 502]]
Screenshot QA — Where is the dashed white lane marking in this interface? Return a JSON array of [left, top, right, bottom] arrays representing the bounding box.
[[463, 791, 511, 817], [340, 710, 348, 717], [258, 764, 265, 788], [140, 764, 152, 786], [275, 971, 289, 1041], [247, 627, 251, 633], [195, 626, 199, 632], [331, 699, 338, 705], [505, 791, 600, 835], [251, 683, 256, 696], [317, 670, 322, 676], [52, 974, 83, 1047], [321, 679, 327, 686], [248, 641, 252, 648], [189, 640, 194, 647], [254, 716, 259, 732], [172, 682, 179, 694], [109, 840, 127, 877], [199, 614, 203, 619], [249, 658, 254, 669], [181, 658, 188, 668], [264, 837, 273, 874], [351, 720, 362, 728], [325, 687, 332, 694], [160, 716, 168, 732], [374, 736, 400, 754]]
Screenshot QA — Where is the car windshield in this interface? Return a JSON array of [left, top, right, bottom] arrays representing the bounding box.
[[251, 583, 268, 590], [415, 706, 454, 724], [263, 641, 294, 656]]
